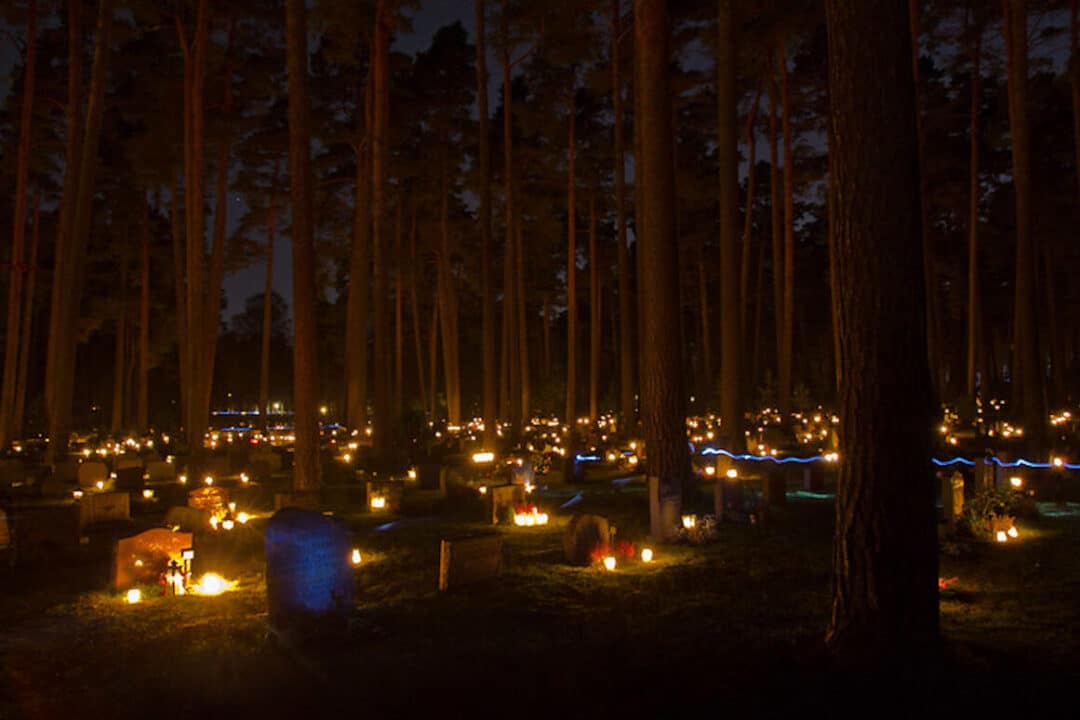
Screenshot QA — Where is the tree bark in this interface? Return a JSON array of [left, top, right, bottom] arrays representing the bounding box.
[[566, 79, 578, 427], [589, 194, 600, 421], [372, 0, 392, 453], [966, 22, 981, 398], [500, 34, 520, 432], [0, 0, 36, 448], [1072, 0, 1080, 200], [542, 293, 551, 380], [612, 0, 635, 429], [768, 56, 783, 404], [719, 1, 742, 449], [259, 177, 278, 426], [14, 194, 40, 438], [778, 35, 795, 418], [909, 0, 942, 399], [740, 82, 762, 346], [516, 210, 530, 423], [43, 0, 81, 463], [824, 0, 938, 663], [394, 194, 404, 416], [285, 0, 321, 489], [170, 176, 189, 431], [635, 0, 688, 505], [138, 196, 150, 430], [408, 208, 427, 413], [345, 67, 372, 432], [437, 149, 461, 425], [476, 0, 497, 446], [1003, 0, 1044, 449], [47, 0, 114, 462], [111, 246, 129, 434]]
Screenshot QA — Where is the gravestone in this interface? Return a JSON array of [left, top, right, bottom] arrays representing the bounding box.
[[973, 457, 994, 493], [802, 466, 825, 493], [78, 492, 130, 530], [714, 473, 745, 521], [165, 505, 212, 532], [942, 472, 965, 525], [114, 528, 193, 590], [145, 460, 176, 483], [265, 508, 353, 629], [52, 460, 80, 485], [0, 459, 24, 488], [365, 480, 404, 513], [0, 508, 10, 549], [763, 466, 788, 506], [438, 534, 504, 591], [563, 514, 611, 565], [115, 455, 142, 471], [188, 486, 229, 515], [273, 490, 320, 512], [417, 462, 443, 491], [648, 476, 681, 542], [114, 466, 145, 492], [490, 484, 525, 524], [77, 461, 109, 489]]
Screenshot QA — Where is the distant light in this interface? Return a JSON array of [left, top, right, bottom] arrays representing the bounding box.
[[351, 549, 362, 566], [725, 468, 738, 479], [603, 556, 617, 571], [126, 588, 142, 604], [1007, 526, 1018, 539], [472, 451, 495, 464], [1010, 476, 1023, 488], [996, 530, 1007, 543], [641, 548, 653, 563]]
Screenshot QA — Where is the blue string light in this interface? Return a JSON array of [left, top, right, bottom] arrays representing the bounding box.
[[701, 446, 1080, 470]]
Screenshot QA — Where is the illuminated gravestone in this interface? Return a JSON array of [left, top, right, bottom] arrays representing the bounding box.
[[114, 528, 193, 590], [188, 487, 229, 515], [77, 461, 109, 489], [942, 472, 965, 526], [563, 514, 611, 565], [490, 484, 524, 525], [265, 508, 354, 633], [164, 505, 212, 533]]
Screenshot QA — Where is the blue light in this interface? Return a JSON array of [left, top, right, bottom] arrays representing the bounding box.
[[575, 454, 602, 463]]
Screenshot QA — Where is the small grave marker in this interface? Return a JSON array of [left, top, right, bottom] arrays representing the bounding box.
[[114, 528, 193, 590], [438, 534, 504, 591], [164, 505, 212, 532], [77, 461, 109, 489], [490, 484, 525, 524], [563, 514, 611, 565], [78, 492, 130, 530]]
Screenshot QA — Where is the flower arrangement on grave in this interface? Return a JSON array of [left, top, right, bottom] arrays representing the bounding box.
[[513, 504, 549, 527], [961, 487, 1020, 542]]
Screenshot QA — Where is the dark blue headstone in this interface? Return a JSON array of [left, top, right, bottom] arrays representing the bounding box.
[[265, 508, 353, 627]]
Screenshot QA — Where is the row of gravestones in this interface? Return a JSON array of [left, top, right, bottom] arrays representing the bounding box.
[[261, 506, 614, 639]]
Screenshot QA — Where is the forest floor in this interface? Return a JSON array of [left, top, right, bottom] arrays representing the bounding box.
[[2, 473, 1079, 718]]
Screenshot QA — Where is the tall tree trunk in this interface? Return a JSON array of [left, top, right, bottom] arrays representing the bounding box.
[[429, 299, 439, 418], [259, 184, 277, 426], [967, 23, 981, 398], [698, 253, 712, 402], [1072, 0, 1080, 200], [408, 208, 427, 413], [200, 16, 235, 432], [768, 57, 783, 401], [516, 211, 530, 423], [111, 248, 128, 434], [542, 293, 551, 380], [285, 0, 321, 490], [372, 0, 392, 452], [752, 211, 766, 394], [1003, 0, 1044, 449], [14, 194, 40, 438], [566, 79, 578, 427], [477, 0, 497, 447], [500, 36, 519, 432], [138, 198, 151, 430], [438, 150, 461, 425], [778, 35, 795, 417], [740, 83, 762, 339], [719, 1, 743, 449], [0, 0, 36, 448], [170, 177, 189, 431], [47, 0, 114, 462], [44, 0, 81, 463], [824, 0, 938, 663], [345, 68, 373, 432], [636, 0, 688, 513], [589, 194, 600, 421], [394, 195, 404, 416], [909, 0, 942, 399], [612, 0, 635, 429]]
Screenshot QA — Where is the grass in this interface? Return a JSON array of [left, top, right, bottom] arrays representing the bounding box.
[[2, 474, 1079, 717]]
